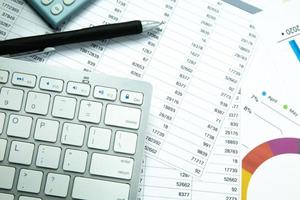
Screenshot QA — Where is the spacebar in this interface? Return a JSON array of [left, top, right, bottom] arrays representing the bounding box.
[[72, 177, 130, 200]]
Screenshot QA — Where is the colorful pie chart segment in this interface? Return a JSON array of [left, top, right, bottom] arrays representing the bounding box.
[[242, 138, 300, 200]]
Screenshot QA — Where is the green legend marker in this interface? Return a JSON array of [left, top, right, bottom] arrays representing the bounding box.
[[283, 104, 288, 110]]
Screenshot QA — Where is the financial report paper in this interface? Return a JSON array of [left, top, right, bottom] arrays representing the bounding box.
[[138, 91, 241, 199], [0, 0, 260, 199]]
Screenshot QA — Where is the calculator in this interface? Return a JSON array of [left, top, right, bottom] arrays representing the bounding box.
[[26, 0, 90, 29]]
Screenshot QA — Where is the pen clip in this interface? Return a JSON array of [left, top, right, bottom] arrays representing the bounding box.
[[2, 47, 56, 59]]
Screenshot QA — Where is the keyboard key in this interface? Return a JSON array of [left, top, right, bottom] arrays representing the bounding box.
[[0, 70, 9, 83], [34, 118, 59, 142], [114, 131, 137, 155], [40, 77, 63, 92], [67, 81, 90, 97], [78, 100, 102, 123], [19, 196, 41, 200], [105, 104, 141, 129], [12, 72, 36, 88], [72, 177, 130, 200], [63, 149, 87, 173], [9, 141, 34, 165], [120, 90, 144, 105], [52, 95, 76, 119], [51, 3, 64, 15], [94, 86, 117, 101], [0, 193, 14, 200], [36, 145, 61, 169], [90, 153, 133, 180], [61, 123, 85, 146], [0, 139, 7, 161], [25, 91, 50, 115], [17, 169, 43, 193], [0, 166, 15, 189], [45, 173, 70, 197], [0, 87, 24, 111], [0, 112, 5, 134], [7, 114, 32, 138], [88, 127, 111, 150]]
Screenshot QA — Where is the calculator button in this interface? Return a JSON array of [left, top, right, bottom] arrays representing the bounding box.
[[41, 0, 54, 5], [120, 90, 144, 105], [51, 3, 64, 15], [63, 0, 76, 6]]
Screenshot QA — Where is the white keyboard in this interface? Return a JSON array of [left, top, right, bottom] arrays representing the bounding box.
[[0, 57, 152, 200]]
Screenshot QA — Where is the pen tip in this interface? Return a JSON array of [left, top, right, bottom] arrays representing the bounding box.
[[142, 20, 164, 32]]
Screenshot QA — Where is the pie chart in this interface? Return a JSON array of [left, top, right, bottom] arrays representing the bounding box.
[[242, 138, 300, 200]]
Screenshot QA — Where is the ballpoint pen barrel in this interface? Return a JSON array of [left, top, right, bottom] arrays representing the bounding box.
[[0, 20, 143, 55]]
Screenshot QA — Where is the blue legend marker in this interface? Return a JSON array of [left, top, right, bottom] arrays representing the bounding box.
[[262, 91, 267, 96], [289, 40, 300, 62]]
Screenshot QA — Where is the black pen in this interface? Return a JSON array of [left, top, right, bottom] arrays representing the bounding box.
[[0, 20, 162, 57]]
